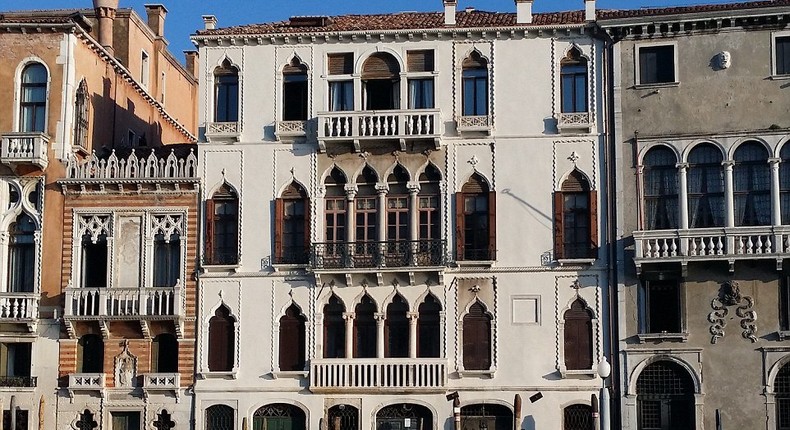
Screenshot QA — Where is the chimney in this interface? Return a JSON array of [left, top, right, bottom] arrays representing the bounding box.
[[144, 4, 168, 38], [202, 15, 217, 31], [585, 0, 596, 21], [515, 0, 533, 24], [443, 0, 457, 26], [92, 0, 119, 54], [184, 51, 199, 77]]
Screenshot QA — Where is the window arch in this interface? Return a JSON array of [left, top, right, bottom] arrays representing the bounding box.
[[20, 63, 48, 133], [781, 144, 790, 225], [208, 305, 235, 372], [733, 141, 771, 226], [417, 294, 441, 358], [323, 295, 346, 358], [205, 405, 234, 430], [554, 170, 597, 259], [563, 299, 593, 370], [328, 404, 359, 430], [636, 361, 695, 430], [283, 58, 308, 121], [253, 404, 306, 430], [376, 403, 433, 430], [8, 213, 35, 293], [362, 52, 401, 110], [152, 333, 178, 373], [775, 361, 790, 430], [457, 173, 495, 261], [643, 146, 678, 230], [206, 183, 239, 265], [462, 301, 492, 370], [274, 182, 310, 264], [688, 144, 724, 228], [462, 51, 488, 116], [560, 47, 588, 114], [563, 404, 593, 430], [77, 334, 104, 373], [354, 294, 377, 358], [214, 59, 239, 123], [385, 294, 409, 358], [279, 304, 306, 371], [74, 79, 89, 150]]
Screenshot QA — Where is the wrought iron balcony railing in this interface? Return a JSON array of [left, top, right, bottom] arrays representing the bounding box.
[[311, 239, 446, 269], [0, 376, 36, 387], [458, 247, 497, 262], [273, 247, 310, 265]]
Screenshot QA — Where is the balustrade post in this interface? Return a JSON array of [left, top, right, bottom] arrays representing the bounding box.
[[65, 290, 74, 316], [139, 289, 148, 316], [98, 288, 108, 315]]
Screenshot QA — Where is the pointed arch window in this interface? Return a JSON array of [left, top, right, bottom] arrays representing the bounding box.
[[734, 141, 771, 226], [386, 165, 410, 243], [208, 305, 235, 372], [362, 52, 400, 110], [153, 232, 180, 288], [279, 304, 306, 371], [417, 295, 441, 358], [563, 299, 593, 370], [462, 52, 488, 116], [456, 173, 496, 261], [283, 59, 308, 121], [151, 333, 178, 373], [74, 79, 89, 150], [323, 295, 346, 358], [354, 295, 377, 358], [560, 48, 588, 114], [688, 144, 724, 228], [20, 63, 47, 133], [206, 405, 234, 430], [214, 60, 239, 123], [643, 146, 679, 230], [554, 170, 597, 259], [274, 182, 310, 264], [462, 301, 492, 370], [636, 361, 695, 430], [8, 213, 35, 293], [418, 164, 441, 241], [206, 184, 239, 265], [324, 168, 348, 267], [81, 232, 108, 289], [77, 334, 104, 373], [780, 144, 790, 225], [385, 295, 409, 358], [775, 361, 790, 430], [355, 167, 379, 264]]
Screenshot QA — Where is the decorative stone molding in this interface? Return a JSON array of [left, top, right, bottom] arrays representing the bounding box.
[[113, 340, 138, 389], [708, 281, 758, 343]]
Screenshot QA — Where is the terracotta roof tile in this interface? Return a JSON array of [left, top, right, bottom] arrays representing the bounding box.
[[598, 0, 790, 20]]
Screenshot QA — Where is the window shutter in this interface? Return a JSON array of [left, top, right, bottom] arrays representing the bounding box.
[[279, 314, 299, 371], [328, 53, 353, 75], [205, 199, 215, 265], [463, 305, 491, 370], [588, 190, 598, 258], [274, 198, 284, 263], [488, 191, 496, 260], [455, 193, 465, 261], [407, 50, 435, 72], [553, 192, 564, 259], [361, 54, 400, 80]]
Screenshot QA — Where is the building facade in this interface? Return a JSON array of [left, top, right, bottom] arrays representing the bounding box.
[[192, 1, 609, 429], [601, 1, 790, 429]]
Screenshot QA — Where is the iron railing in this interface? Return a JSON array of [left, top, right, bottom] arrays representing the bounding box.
[[272, 247, 310, 265], [459, 247, 496, 261], [0, 376, 36, 387], [311, 239, 446, 269]]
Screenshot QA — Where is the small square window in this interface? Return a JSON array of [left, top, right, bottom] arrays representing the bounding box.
[[638, 45, 676, 85], [776, 36, 790, 75]]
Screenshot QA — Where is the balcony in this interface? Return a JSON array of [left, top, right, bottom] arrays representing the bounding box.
[[275, 120, 307, 140], [142, 373, 180, 390], [68, 373, 105, 392], [205, 122, 240, 142], [0, 293, 37, 320], [0, 132, 49, 169], [317, 109, 441, 151], [311, 240, 446, 270], [456, 115, 491, 134], [0, 376, 36, 388], [64, 286, 181, 319], [310, 359, 446, 393], [557, 112, 593, 133], [633, 226, 790, 270]]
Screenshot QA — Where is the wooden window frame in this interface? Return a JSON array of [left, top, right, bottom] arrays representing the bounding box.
[[207, 306, 235, 372], [206, 186, 239, 266], [278, 305, 306, 372], [462, 301, 492, 371]]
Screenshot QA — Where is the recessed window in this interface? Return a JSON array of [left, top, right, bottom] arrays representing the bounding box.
[[642, 146, 679, 230], [0, 343, 32, 384], [777, 36, 790, 75], [362, 52, 400, 110], [8, 214, 35, 293], [20, 63, 48, 133], [560, 47, 588, 113], [112, 411, 141, 430], [77, 334, 104, 373], [462, 52, 489, 116], [407, 50, 435, 109], [206, 184, 239, 265], [638, 45, 676, 85], [141, 51, 150, 88], [323, 295, 346, 358], [644, 279, 682, 334], [462, 301, 492, 370], [636, 361, 695, 430], [208, 305, 235, 372], [278, 305, 306, 371], [274, 182, 309, 265], [563, 299, 593, 371], [214, 60, 239, 123], [282, 59, 308, 121]]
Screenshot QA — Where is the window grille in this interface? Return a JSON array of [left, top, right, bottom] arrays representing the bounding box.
[[563, 404, 593, 430], [206, 405, 234, 430], [328, 405, 358, 430], [636, 361, 694, 430], [776, 362, 790, 430]]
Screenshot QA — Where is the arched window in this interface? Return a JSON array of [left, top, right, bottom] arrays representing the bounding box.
[[563, 404, 593, 430], [362, 52, 400, 110], [462, 301, 492, 370], [323, 295, 346, 358], [554, 170, 597, 259], [274, 182, 309, 264], [151, 333, 178, 373], [560, 47, 588, 114], [279, 304, 306, 371], [387, 165, 410, 242], [417, 294, 441, 358], [153, 232, 180, 288], [77, 334, 104, 373], [206, 184, 239, 265], [208, 305, 235, 372], [457, 173, 495, 261], [462, 52, 488, 116], [74, 79, 89, 150], [385, 295, 409, 358], [636, 361, 695, 430], [355, 166, 379, 265], [81, 231, 107, 289], [283, 58, 308, 121], [214, 60, 239, 123], [688, 144, 724, 228], [253, 404, 306, 430], [460, 404, 513, 430], [734, 141, 771, 226], [775, 361, 790, 429], [376, 403, 433, 430], [780, 144, 790, 225], [354, 295, 377, 358], [328, 404, 359, 430], [206, 405, 234, 430], [563, 299, 593, 370], [76, 410, 98, 430], [643, 146, 678, 230], [418, 164, 442, 265], [153, 410, 175, 430], [20, 63, 48, 133], [323, 168, 348, 268], [8, 213, 35, 293]]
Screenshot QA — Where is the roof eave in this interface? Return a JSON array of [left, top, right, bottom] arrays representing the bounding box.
[[598, 5, 790, 27]]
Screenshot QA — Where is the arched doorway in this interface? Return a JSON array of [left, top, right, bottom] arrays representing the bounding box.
[[460, 404, 512, 430], [252, 404, 306, 430], [376, 403, 433, 430], [636, 361, 695, 430]]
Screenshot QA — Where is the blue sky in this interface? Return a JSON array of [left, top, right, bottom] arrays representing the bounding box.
[[3, 0, 747, 57]]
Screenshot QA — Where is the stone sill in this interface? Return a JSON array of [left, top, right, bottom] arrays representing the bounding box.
[[637, 332, 689, 343], [632, 81, 680, 90]]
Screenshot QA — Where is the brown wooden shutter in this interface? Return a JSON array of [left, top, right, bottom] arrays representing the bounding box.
[[407, 50, 435, 72], [361, 53, 400, 80], [328, 53, 353, 75], [564, 302, 593, 370], [588, 190, 598, 258], [462, 55, 486, 69], [205, 199, 215, 265], [304, 197, 311, 261], [553, 192, 564, 260], [208, 315, 232, 371], [488, 191, 496, 260], [274, 198, 284, 263], [279, 309, 305, 371], [455, 193, 465, 261], [463, 304, 491, 370]]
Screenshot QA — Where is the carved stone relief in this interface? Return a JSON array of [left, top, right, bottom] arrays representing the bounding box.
[[114, 340, 138, 388], [708, 281, 757, 344]]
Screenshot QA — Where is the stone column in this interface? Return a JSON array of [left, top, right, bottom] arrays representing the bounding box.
[[408, 312, 419, 358], [677, 163, 689, 229], [376, 185, 388, 242], [376, 313, 385, 358], [345, 186, 357, 243], [343, 313, 354, 358], [723, 160, 735, 228], [771, 158, 782, 226]]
